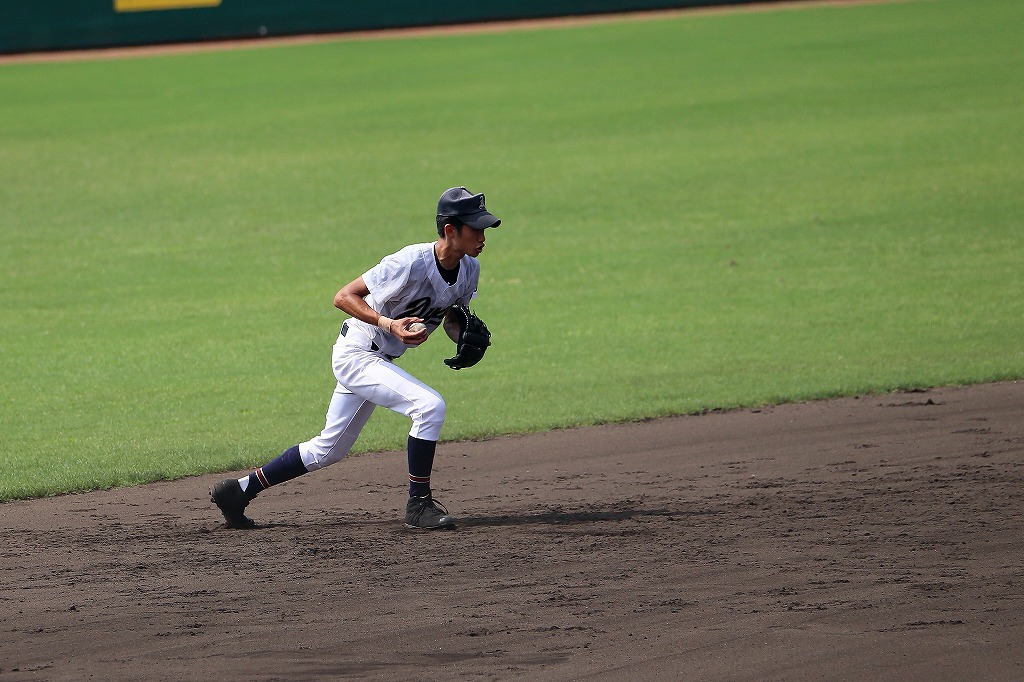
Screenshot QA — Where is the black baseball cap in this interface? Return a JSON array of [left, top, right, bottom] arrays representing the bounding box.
[[437, 186, 501, 229]]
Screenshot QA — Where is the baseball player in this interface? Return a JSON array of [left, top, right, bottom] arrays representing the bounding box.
[[210, 186, 499, 530]]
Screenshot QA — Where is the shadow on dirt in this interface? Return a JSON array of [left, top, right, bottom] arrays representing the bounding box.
[[460, 506, 714, 528], [217, 504, 717, 533]]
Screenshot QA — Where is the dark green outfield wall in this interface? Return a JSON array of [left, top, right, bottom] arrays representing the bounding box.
[[0, 0, 770, 54]]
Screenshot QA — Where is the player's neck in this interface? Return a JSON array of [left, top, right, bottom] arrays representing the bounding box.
[[433, 241, 462, 270]]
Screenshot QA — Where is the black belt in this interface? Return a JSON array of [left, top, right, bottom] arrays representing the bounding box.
[[341, 321, 396, 360]]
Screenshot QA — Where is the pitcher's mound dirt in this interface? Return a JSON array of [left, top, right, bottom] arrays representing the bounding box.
[[2, 381, 1022, 681]]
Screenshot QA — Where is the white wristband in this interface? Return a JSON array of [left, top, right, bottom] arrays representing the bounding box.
[[376, 315, 394, 333]]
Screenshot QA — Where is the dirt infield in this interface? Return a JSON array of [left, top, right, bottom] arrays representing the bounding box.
[[2, 381, 1022, 680]]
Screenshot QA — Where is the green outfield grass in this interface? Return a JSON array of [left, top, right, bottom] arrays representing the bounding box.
[[1, 0, 1022, 500]]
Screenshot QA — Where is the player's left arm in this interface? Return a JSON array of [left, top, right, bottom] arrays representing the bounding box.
[[442, 307, 461, 344], [443, 288, 480, 343], [442, 303, 491, 370]]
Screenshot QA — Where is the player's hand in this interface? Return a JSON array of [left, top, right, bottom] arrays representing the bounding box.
[[393, 317, 429, 346]]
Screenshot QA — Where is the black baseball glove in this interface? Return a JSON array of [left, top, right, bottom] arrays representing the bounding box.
[[444, 304, 491, 370]]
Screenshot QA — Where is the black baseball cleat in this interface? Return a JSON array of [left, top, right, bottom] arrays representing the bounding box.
[[210, 478, 257, 529], [405, 493, 456, 530]]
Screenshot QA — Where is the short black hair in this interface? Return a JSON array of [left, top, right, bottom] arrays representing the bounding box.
[[436, 215, 465, 237]]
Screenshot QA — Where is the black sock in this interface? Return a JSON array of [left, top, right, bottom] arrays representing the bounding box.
[[407, 436, 436, 497], [245, 445, 306, 499]]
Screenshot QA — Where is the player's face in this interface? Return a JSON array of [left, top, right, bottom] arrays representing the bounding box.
[[454, 225, 487, 257]]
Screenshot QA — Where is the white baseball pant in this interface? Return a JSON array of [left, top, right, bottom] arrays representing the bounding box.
[[297, 338, 446, 472]]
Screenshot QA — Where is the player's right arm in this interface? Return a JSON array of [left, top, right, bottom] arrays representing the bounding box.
[[334, 277, 427, 345]]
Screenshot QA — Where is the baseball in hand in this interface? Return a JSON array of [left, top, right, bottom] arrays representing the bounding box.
[[407, 322, 427, 333]]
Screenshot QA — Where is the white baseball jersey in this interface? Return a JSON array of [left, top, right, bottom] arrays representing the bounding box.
[[340, 242, 479, 360]]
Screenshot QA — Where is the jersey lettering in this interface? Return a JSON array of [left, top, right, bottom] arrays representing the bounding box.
[[397, 297, 449, 325]]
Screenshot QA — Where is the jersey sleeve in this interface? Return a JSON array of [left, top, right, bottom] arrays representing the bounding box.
[[362, 250, 413, 304]]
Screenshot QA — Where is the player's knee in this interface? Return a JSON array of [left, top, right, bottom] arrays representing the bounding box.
[[413, 394, 446, 437], [421, 394, 446, 425], [300, 440, 349, 471]]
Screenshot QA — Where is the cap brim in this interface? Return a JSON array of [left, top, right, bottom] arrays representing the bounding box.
[[460, 210, 501, 229]]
